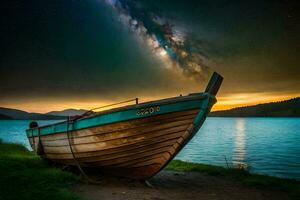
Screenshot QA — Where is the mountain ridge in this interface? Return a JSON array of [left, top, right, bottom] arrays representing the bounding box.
[[46, 109, 87, 116], [0, 107, 65, 120]]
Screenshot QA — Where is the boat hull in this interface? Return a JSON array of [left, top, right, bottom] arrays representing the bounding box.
[[29, 108, 200, 179]]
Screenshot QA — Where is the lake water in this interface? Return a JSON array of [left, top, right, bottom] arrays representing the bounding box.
[[0, 118, 299, 180]]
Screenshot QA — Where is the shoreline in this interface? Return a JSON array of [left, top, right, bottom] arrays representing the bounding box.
[[1, 116, 300, 121], [0, 141, 299, 200]]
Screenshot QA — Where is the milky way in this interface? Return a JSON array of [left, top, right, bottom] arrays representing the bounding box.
[[104, 0, 210, 81]]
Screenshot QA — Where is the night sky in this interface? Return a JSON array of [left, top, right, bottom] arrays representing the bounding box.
[[0, 0, 299, 112]]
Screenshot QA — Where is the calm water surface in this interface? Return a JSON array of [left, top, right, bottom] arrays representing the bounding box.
[[0, 118, 299, 180]]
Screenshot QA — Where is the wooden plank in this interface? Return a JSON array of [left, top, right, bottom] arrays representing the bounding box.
[[108, 125, 194, 169], [46, 137, 180, 159], [110, 152, 171, 168], [32, 123, 192, 167], [47, 140, 172, 161], [94, 148, 173, 167], [52, 145, 172, 165], [36, 109, 199, 142], [42, 118, 193, 147], [50, 139, 178, 168], [130, 156, 170, 168], [43, 128, 187, 154], [47, 126, 186, 159]]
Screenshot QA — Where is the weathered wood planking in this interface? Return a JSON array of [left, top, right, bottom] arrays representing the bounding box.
[[28, 109, 197, 179], [29, 109, 197, 155]]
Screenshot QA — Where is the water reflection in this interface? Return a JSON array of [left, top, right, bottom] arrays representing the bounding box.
[[233, 118, 246, 166]]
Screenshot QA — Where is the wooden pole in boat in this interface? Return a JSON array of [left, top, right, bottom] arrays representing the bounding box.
[[205, 72, 223, 96]]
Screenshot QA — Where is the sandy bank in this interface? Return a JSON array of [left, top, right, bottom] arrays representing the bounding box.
[[73, 170, 290, 200]]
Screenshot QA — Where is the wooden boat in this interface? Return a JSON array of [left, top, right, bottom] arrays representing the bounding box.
[[26, 72, 223, 180]]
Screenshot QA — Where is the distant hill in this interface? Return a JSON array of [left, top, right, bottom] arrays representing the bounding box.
[[46, 109, 87, 117], [210, 97, 300, 117], [0, 107, 66, 120]]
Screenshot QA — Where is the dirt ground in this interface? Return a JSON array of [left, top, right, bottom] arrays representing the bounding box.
[[73, 170, 290, 200]]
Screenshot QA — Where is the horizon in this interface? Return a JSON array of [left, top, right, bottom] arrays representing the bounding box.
[[1, 0, 299, 113], [1, 95, 299, 114]]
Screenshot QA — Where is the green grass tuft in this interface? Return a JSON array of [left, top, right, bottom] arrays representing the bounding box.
[[167, 160, 300, 199], [0, 142, 80, 200]]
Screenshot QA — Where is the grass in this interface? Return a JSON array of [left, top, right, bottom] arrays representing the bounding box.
[[0, 140, 80, 200], [166, 160, 300, 199], [1, 140, 299, 200]]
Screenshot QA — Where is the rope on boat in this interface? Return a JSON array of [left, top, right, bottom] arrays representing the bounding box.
[[32, 129, 36, 152], [36, 127, 45, 156], [86, 98, 138, 113], [32, 98, 138, 184], [73, 98, 139, 120], [64, 98, 139, 184], [64, 98, 139, 183], [66, 117, 101, 184]]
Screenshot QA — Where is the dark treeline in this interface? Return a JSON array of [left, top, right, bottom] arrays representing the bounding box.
[[210, 97, 300, 117]]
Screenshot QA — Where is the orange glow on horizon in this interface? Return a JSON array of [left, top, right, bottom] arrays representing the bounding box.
[[212, 92, 300, 111], [1, 92, 299, 113]]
